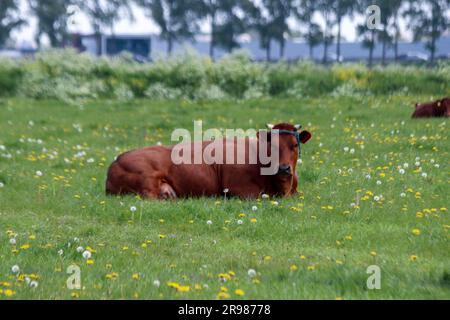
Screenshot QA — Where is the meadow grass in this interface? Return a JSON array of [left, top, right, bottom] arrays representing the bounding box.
[[0, 96, 448, 299]]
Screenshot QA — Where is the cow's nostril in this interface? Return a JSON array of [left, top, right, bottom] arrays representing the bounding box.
[[278, 165, 291, 174]]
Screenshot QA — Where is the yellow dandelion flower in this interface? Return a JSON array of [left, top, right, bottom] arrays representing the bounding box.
[[86, 259, 94, 265], [20, 244, 30, 250], [409, 255, 418, 262], [250, 218, 257, 223], [290, 264, 299, 272], [370, 251, 377, 257], [4, 289, 15, 297], [216, 292, 230, 299], [300, 255, 306, 260], [234, 289, 245, 296], [132, 273, 140, 280], [412, 228, 421, 236]]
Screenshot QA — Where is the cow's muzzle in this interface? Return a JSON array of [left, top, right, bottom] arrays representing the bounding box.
[[277, 165, 292, 175]]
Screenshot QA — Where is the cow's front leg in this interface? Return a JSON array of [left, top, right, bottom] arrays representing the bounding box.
[[289, 174, 298, 196]]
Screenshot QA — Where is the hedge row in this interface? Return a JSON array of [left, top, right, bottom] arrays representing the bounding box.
[[0, 49, 449, 103]]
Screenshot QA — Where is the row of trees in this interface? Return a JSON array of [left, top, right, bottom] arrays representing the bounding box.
[[1, 0, 449, 64]]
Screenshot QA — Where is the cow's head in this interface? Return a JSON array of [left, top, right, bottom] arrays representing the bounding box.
[[257, 123, 312, 176], [440, 97, 450, 109]]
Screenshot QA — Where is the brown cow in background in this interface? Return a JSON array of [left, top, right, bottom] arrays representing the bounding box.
[[412, 97, 450, 118]]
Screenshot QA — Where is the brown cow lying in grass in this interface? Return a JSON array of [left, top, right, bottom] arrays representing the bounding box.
[[106, 123, 311, 199], [412, 97, 450, 118]]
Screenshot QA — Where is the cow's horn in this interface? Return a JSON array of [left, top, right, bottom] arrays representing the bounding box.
[[294, 124, 302, 130], [266, 124, 274, 129]]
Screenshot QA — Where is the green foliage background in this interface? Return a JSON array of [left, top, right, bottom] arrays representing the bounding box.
[[1, 49, 449, 104]]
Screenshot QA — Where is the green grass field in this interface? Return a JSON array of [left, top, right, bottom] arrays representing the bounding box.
[[0, 96, 448, 299]]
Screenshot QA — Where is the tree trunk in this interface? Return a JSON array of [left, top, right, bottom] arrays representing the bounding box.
[[279, 39, 285, 59], [429, 7, 437, 66], [393, 15, 399, 61], [323, 39, 328, 64], [336, 16, 342, 63], [430, 36, 436, 65], [381, 24, 387, 66], [167, 34, 173, 55], [322, 16, 328, 64], [266, 39, 271, 62], [209, 12, 216, 59], [368, 30, 375, 68]]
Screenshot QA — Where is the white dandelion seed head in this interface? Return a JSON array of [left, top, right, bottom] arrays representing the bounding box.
[[153, 280, 160, 287], [400, 192, 406, 198], [35, 170, 43, 177], [349, 148, 355, 154], [9, 238, 16, 245], [297, 159, 303, 164], [76, 246, 84, 253], [403, 163, 409, 168], [223, 188, 229, 193], [11, 265, 20, 273], [130, 206, 137, 212], [252, 205, 258, 211], [365, 174, 371, 179], [58, 249, 64, 256], [376, 180, 382, 185], [0, 182, 4, 188], [399, 169, 405, 174], [247, 269, 257, 278], [373, 196, 380, 202], [415, 161, 420, 167], [30, 281, 39, 288], [261, 194, 269, 199], [421, 172, 428, 178], [206, 220, 213, 225], [343, 147, 349, 152], [272, 201, 279, 206], [430, 159, 435, 164], [82, 250, 92, 259], [434, 164, 440, 168], [237, 219, 243, 225], [25, 277, 31, 284]]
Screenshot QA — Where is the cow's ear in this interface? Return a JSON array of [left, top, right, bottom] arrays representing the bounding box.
[[299, 130, 312, 144]]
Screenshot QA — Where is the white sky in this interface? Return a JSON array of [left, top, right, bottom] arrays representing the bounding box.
[[12, 0, 413, 48]]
